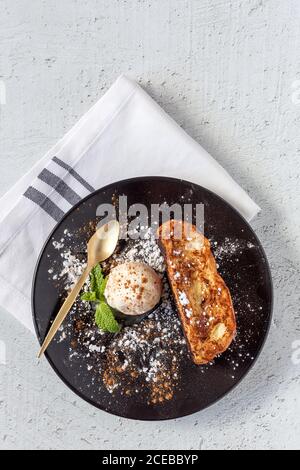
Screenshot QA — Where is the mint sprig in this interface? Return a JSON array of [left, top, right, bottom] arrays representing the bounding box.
[[81, 264, 121, 334], [95, 302, 121, 334]]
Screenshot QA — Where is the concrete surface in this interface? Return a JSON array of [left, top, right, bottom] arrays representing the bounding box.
[[0, 0, 300, 450]]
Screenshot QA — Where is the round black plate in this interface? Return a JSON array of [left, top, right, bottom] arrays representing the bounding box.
[[32, 177, 273, 420]]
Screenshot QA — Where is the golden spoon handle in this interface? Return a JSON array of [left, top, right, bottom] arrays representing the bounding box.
[[37, 266, 90, 358]]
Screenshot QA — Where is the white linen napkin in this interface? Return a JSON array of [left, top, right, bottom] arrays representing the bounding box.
[[0, 75, 260, 332]]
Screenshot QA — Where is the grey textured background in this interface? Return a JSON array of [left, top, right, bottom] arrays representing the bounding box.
[[0, 0, 300, 450]]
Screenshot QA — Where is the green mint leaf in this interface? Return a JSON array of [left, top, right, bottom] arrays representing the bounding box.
[[99, 277, 108, 298], [81, 291, 98, 302], [90, 264, 105, 299], [95, 302, 121, 333]]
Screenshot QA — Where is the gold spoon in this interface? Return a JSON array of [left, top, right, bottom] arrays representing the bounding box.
[[38, 220, 120, 358]]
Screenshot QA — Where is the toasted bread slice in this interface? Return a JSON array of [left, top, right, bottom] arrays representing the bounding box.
[[158, 220, 236, 365]]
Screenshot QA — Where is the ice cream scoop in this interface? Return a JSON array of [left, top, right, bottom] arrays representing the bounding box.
[[104, 262, 162, 323]]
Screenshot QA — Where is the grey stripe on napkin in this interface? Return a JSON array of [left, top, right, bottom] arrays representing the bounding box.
[[24, 187, 65, 222], [52, 156, 95, 193], [38, 169, 81, 205]]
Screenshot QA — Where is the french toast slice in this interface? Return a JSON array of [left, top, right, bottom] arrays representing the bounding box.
[[158, 220, 236, 365]]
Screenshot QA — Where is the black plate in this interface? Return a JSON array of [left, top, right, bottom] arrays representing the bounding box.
[[32, 177, 273, 420]]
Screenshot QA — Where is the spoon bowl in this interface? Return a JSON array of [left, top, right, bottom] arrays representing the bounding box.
[[88, 220, 120, 267]]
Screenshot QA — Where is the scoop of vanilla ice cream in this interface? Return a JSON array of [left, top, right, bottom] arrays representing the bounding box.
[[104, 262, 162, 316]]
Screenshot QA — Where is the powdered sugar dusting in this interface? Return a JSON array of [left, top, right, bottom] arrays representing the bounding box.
[[212, 237, 253, 262], [107, 227, 165, 273]]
